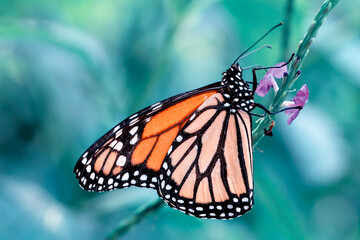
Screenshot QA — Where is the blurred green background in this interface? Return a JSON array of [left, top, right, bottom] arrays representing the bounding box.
[[0, 0, 359, 239]]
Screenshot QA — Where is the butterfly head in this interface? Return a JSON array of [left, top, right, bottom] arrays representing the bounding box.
[[221, 64, 255, 112]]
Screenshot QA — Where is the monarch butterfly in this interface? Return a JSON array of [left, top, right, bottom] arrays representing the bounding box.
[[74, 23, 298, 219]]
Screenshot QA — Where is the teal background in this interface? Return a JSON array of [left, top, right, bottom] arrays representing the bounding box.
[[0, 0, 359, 239]]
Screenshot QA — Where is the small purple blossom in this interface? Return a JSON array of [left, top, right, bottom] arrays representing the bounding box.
[[283, 84, 309, 124], [255, 62, 287, 97]]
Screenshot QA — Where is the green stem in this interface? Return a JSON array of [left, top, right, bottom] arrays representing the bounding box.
[[105, 0, 340, 238], [282, 0, 295, 60], [104, 199, 164, 240], [253, 0, 340, 147]]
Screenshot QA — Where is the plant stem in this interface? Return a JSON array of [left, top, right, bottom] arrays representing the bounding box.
[[282, 0, 295, 60], [105, 0, 340, 238], [104, 199, 164, 240], [253, 0, 340, 147]]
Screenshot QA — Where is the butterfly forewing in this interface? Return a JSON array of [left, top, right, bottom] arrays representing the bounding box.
[[157, 93, 254, 219], [74, 83, 221, 192]]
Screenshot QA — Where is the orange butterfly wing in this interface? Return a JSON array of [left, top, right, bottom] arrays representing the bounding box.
[[74, 83, 221, 192], [157, 93, 254, 219]]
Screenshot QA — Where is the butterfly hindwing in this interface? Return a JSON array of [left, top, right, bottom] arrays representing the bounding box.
[[157, 93, 254, 219], [74, 83, 221, 192]]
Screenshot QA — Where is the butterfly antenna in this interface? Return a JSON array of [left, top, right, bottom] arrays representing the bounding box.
[[232, 22, 283, 65], [238, 44, 272, 60]]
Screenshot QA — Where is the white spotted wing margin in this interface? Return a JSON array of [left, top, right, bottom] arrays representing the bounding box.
[[74, 82, 222, 193], [157, 93, 254, 220]]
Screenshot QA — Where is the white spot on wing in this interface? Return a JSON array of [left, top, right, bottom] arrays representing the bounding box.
[[129, 113, 138, 120], [151, 102, 161, 108], [113, 126, 120, 132], [130, 135, 138, 145], [109, 140, 117, 148], [167, 145, 173, 155], [121, 172, 129, 181], [163, 162, 168, 170], [129, 126, 138, 135], [129, 119, 138, 126], [98, 177, 104, 184], [152, 104, 162, 111], [115, 130, 122, 138], [116, 155, 126, 166], [114, 142, 123, 151]]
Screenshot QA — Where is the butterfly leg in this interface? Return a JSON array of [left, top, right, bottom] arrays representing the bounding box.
[[250, 53, 295, 93], [252, 103, 302, 116], [249, 112, 266, 117]]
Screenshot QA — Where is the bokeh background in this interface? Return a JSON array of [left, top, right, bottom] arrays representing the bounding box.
[[0, 0, 359, 239]]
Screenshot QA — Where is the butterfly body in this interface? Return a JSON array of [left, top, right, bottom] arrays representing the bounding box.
[[75, 63, 255, 219], [220, 64, 255, 112]]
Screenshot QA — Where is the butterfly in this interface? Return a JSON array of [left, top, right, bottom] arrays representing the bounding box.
[[74, 23, 295, 219]]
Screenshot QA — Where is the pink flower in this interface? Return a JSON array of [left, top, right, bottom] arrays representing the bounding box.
[[255, 62, 287, 97], [283, 84, 309, 124]]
